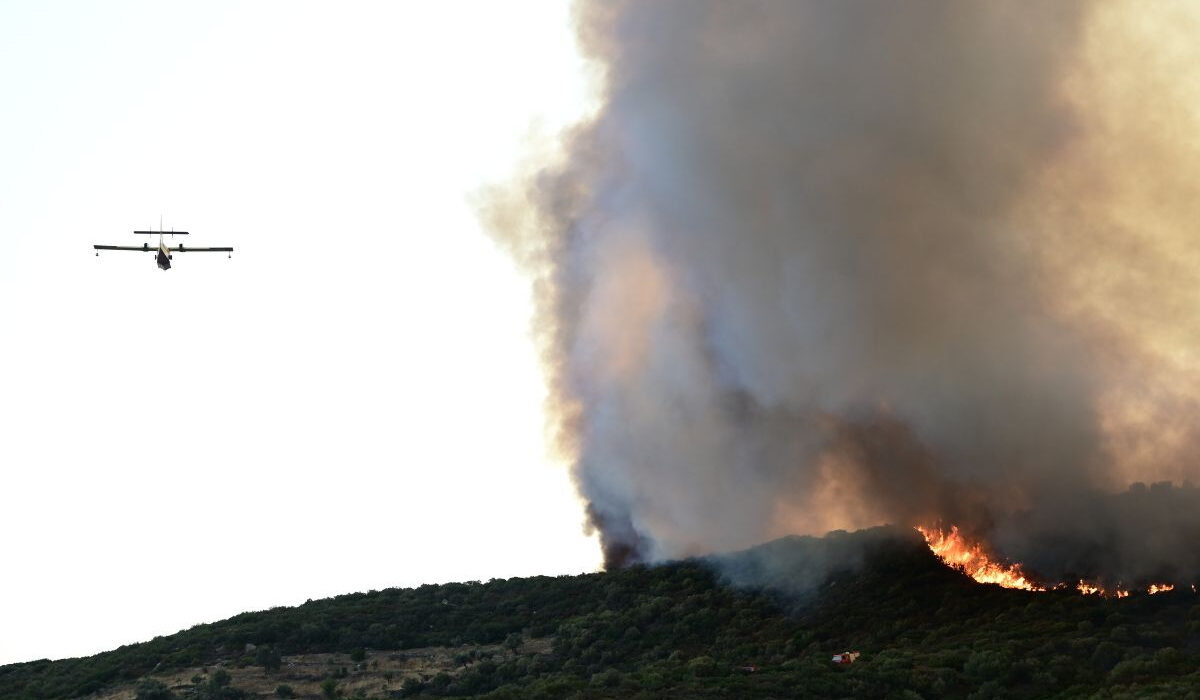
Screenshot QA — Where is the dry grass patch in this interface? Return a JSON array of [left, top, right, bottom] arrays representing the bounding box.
[[88, 638, 553, 699]]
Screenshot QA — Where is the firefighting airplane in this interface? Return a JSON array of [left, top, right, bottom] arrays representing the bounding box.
[[93, 223, 233, 271]]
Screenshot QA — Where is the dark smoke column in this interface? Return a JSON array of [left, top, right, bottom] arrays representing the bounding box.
[[489, 1, 1112, 568]]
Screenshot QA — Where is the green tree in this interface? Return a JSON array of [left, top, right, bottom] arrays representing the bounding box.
[[134, 678, 177, 700], [687, 655, 716, 677], [1092, 642, 1123, 671], [256, 646, 282, 672], [399, 676, 423, 697], [193, 669, 248, 700]]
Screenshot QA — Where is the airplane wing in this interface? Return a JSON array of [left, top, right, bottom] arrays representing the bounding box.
[[167, 246, 233, 252], [94, 245, 152, 252]]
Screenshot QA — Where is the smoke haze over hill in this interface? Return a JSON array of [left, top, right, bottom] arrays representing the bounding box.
[[485, 0, 1200, 586]]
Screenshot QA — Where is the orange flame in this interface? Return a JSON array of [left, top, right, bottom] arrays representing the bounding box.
[[1077, 580, 1131, 598], [919, 525, 1181, 597], [917, 525, 1044, 591]]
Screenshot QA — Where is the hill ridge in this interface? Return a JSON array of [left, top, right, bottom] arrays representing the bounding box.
[[5, 526, 1200, 699]]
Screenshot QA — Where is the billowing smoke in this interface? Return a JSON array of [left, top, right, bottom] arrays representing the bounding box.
[[484, 0, 1200, 586]]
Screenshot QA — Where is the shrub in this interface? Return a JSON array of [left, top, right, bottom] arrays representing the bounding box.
[[320, 678, 340, 699], [1091, 642, 1122, 671], [256, 646, 282, 672], [134, 679, 176, 700], [686, 655, 716, 677], [399, 677, 423, 697], [211, 669, 231, 688]]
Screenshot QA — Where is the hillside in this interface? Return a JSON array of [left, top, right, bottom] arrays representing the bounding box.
[[4, 527, 1200, 699]]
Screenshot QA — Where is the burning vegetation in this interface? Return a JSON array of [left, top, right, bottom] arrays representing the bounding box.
[[916, 526, 1043, 592], [917, 525, 1179, 597]]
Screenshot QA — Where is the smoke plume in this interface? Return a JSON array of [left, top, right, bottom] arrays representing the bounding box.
[[485, 0, 1200, 585]]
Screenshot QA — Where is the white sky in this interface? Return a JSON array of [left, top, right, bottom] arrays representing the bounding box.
[[0, 1, 601, 665]]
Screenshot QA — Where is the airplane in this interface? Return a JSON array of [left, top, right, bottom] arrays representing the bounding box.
[[94, 222, 232, 271]]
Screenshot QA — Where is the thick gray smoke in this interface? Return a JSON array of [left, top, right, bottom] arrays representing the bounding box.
[[485, 0, 1200, 586]]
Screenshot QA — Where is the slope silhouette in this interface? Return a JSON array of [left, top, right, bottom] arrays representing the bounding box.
[[4, 527, 1200, 699]]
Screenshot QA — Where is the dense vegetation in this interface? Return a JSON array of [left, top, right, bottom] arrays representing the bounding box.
[[4, 527, 1200, 699]]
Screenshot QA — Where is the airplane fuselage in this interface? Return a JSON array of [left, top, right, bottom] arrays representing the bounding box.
[[157, 238, 171, 270]]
